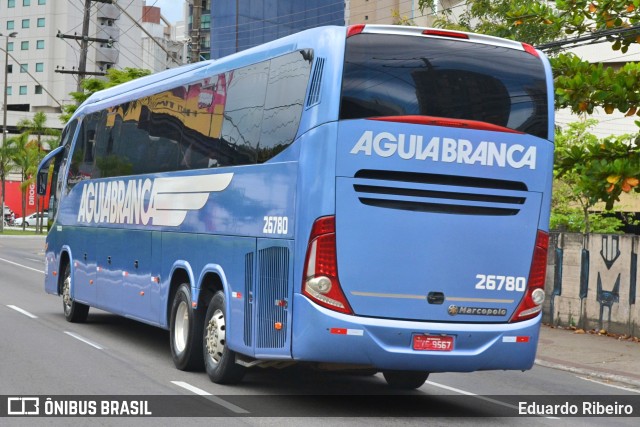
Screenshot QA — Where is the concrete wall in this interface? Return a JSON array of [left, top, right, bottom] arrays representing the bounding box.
[[544, 233, 639, 337]]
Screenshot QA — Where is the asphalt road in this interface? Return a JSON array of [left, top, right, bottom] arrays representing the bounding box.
[[0, 235, 638, 426]]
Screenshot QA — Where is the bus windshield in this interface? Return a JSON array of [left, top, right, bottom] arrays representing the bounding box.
[[340, 33, 549, 139]]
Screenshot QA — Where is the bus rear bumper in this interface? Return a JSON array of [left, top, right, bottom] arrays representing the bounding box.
[[291, 295, 541, 372]]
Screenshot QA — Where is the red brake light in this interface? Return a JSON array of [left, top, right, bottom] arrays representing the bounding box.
[[369, 115, 523, 134], [522, 43, 540, 58], [510, 230, 548, 322], [422, 29, 469, 39], [302, 216, 353, 315], [347, 24, 365, 38]]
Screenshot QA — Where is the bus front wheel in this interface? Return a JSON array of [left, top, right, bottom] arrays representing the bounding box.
[[169, 283, 204, 371], [382, 371, 429, 389], [203, 291, 246, 384], [61, 263, 89, 323]]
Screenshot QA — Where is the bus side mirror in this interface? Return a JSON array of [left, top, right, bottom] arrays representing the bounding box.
[[37, 168, 48, 196], [36, 145, 65, 196]]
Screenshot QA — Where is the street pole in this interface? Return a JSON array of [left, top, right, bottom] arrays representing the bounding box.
[[0, 31, 17, 234]]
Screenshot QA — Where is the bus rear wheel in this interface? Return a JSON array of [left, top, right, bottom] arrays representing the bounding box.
[[382, 371, 429, 389], [169, 283, 204, 371], [61, 263, 89, 323], [203, 291, 246, 384]]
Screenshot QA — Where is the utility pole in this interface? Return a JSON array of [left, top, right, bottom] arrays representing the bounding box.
[[55, 0, 116, 89]]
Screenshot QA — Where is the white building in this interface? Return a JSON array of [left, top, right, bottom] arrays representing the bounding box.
[[141, 4, 185, 71], [1, 0, 144, 133]]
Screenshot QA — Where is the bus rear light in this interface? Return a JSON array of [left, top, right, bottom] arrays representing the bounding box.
[[522, 43, 540, 58], [422, 29, 469, 39], [302, 216, 353, 315], [510, 230, 548, 322], [347, 24, 366, 38]]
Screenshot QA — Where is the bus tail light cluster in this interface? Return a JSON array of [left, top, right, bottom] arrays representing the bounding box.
[[302, 216, 353, 315], [510, 230, 549, 322]]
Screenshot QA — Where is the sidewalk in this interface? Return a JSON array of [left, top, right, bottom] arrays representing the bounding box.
[[536, 324, 640, 388]]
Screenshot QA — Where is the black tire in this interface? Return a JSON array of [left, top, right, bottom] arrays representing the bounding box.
[[61, 263, 89, 323], [383, 371, 429, 389], [203, 291, 246, 384], [169, 283, 205, 371]]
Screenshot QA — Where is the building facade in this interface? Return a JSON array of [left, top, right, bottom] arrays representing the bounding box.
[[0, 0, 144, 134], [204, 0, 344, 60]]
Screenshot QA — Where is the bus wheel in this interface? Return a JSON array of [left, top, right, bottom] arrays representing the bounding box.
[[203, 291, 246, 384], [61, 263, 89, 323], [169, 283, 204, 371], [382, 371, 429, 389]]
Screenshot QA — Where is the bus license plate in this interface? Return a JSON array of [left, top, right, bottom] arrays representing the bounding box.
[[412, 335, 454, 351]]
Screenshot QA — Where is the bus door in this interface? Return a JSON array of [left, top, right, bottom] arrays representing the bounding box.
[[95, 227, 154, 321]]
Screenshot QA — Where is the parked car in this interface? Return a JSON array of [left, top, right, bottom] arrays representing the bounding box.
[[14, 212, 46, 227]]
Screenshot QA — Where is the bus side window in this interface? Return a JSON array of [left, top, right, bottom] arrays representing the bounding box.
[[258, 50, 313, 163]]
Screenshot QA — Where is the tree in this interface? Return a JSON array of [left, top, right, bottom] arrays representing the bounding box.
[[9, 133, 42, 231], [553, 120, 639, 232], [61, 67, 152, 123], [0, 139, 18, 233], [420, 0, 564, 45], [17, 112, 60, 233]]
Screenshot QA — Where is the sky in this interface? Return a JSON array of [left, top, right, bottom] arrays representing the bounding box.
[[148, 0, 185, 24]]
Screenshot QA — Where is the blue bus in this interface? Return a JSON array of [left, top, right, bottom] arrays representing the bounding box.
[[37, 25, 554, 389]]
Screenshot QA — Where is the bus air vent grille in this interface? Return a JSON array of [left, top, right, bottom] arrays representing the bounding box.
[[306, 57, 325, 108], [353, 169, 527, 216], [257, 246, 290, 349]]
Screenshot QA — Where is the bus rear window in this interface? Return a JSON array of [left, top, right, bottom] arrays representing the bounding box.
[[340, 33, 549, 139]]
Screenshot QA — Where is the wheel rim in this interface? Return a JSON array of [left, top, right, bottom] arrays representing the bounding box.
[[62, 274, 72, 316], [174, 301, 189, 353], [205, 309, 226, 365]]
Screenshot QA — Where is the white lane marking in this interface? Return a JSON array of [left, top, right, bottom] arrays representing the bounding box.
[[0, 257, 44, 274], [7, 305, 38, 319], [170, 381, 249, 414], [25, 257, 42, 263], [64, 331, 104, 350], [425, 380, 560, 420], [578, 376, 640, 393]]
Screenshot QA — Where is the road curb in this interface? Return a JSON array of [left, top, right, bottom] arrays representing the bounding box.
[[535, 358, 640, 389]]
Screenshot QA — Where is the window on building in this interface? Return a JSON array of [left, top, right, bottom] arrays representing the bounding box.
[[23, 0, 30, 6], [7, 42, 13, 51], [36, 40, 44, 49], [21, 41, 28, 50], [8, 0, 15, 7], [35, 85, 42, 94], [22, 19, 30, 28], [7, 64, 12, 73], [7, 21, 14, 30], [20, 63, 27, 73], [38, 0, 45, 4], [19, 86, 27, 95], [6, 86, 11, 96], [37, 17, 45, 27], [35, 62, 43, 72]]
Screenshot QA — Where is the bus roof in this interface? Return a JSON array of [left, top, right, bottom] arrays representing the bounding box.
[[73, 25, 350, 119]]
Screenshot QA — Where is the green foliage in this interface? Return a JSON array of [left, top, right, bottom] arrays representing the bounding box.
[[418, 0, 564, 45], [60, 67, 152, 124]]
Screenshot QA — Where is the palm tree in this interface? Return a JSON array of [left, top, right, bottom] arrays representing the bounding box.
[[17, 111, 60, 151], [16, 112, 61, 233], [9, 133, 40, 231], [0, 138, 18, 233]]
